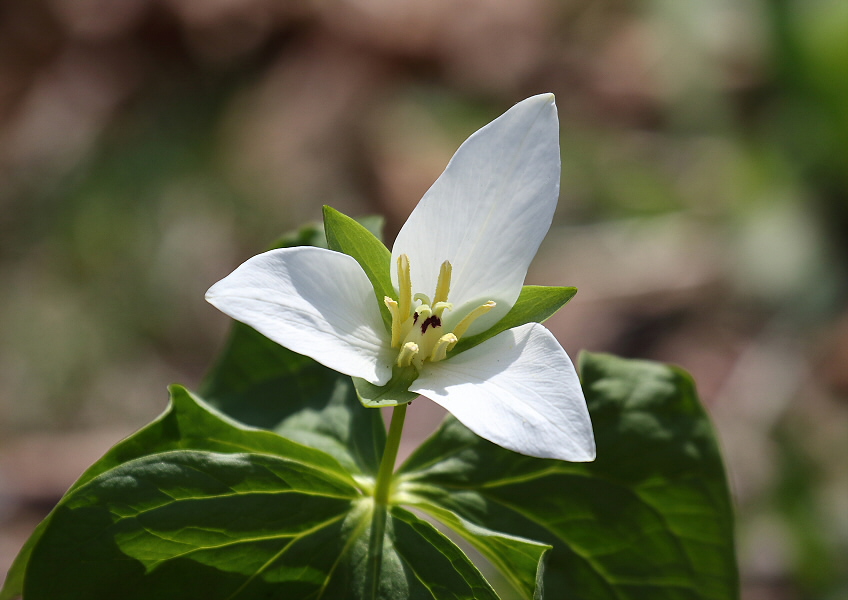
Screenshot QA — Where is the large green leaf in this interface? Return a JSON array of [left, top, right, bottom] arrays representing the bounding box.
[[400, 501, 551, 600], [398, 352, 738, 600], [18, 394, 503, 600], [24, 450, 355, 600], [1, 386, 357, 600]]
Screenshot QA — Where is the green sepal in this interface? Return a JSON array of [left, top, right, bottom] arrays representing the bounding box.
[[323, 205, 395, 330], [353, 365, 419, 408], [452, 285, 577, 354]]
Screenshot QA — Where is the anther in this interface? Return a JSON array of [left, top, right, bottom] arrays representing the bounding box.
[[434, 261, 452, 305], [450, 300, 496, 344], [384, 297, 402, 347], [397, 254, 412, 318], [396, 342, 419, 368], [430, 333, 457, 362]]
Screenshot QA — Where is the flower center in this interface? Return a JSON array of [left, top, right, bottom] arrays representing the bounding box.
[[384, 254, 495, 370]]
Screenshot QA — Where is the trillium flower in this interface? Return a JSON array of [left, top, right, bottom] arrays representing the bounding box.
[[206, 94, 595, 462]]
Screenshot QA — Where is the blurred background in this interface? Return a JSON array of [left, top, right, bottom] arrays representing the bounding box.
[[0, 0, 846, 598]]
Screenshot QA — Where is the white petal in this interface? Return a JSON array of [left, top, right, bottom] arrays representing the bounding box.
[[411, 323, 595, 461], [206, 246, 394, 385], [392, 94, 560, 335]]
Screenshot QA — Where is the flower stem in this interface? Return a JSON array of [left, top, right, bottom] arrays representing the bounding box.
[[374, 403, 408, 506]]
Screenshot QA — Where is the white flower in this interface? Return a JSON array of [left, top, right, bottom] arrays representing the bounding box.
[[206, 94, 595, 462]]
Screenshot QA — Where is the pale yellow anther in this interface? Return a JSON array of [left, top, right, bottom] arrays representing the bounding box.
[[430, 333, 457, 362], [434, 261, 452, 305], [450, 300, 497, 344], [396, 341, 419, 368], [384, 297, 402, 347], [397, 254, 412, 318]]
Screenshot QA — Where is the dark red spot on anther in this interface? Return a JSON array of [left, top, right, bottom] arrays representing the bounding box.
[[413, 312, 419, 324]]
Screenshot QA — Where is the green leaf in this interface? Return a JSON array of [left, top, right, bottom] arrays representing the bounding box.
[[399, 499, 551, 600], [24, 450, 360, 600], [398, 352, 739, 600], [91, 385, 354, 487], [0, 386, 358, 600], [452, 286, 577, 355], [381, 506, 501, 600], [20, 448, 502, 598], [353, 366, 419, 408], [323, 205, 395, 330]]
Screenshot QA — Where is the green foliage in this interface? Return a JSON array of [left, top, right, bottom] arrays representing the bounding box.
[[2, 223, 738, 600], [5, 351, 737, 600], [18, 392, 502, 600]]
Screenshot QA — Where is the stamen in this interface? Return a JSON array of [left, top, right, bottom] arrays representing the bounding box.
[[384, 297, 402, 347], [397, 254, 412, 318], [450, 301, 497, 343], [430, 333, 457, 362], [396, 342, 419, 368], [434, 261, 452, 305]]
